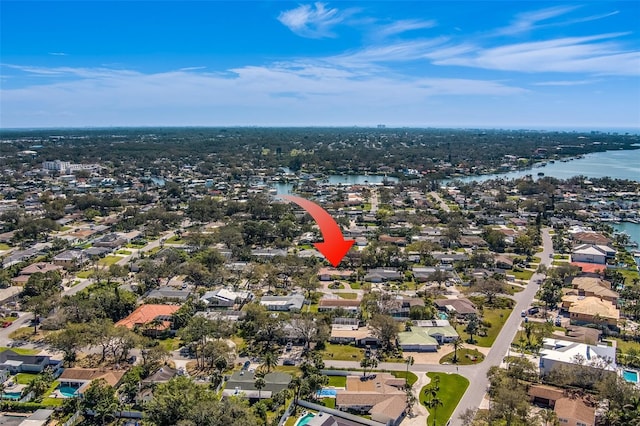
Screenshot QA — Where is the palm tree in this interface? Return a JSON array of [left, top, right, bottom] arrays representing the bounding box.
[[405, 356, 414, 386], [539, 408, 559, 426], [288, 376, 302, 404], [425, 395, 443, 426], [261, 351, 278, 374], [450, 337, 464, 364], [254, 377, 266, 400]]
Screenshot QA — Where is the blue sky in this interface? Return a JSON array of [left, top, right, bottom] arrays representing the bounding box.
[[1, 1, 639, 130]]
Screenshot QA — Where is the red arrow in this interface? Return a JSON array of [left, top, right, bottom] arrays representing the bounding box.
[[280, 195, 355, 267]]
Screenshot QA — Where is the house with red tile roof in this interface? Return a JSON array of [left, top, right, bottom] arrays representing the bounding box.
[[115, 304, 180, 335]]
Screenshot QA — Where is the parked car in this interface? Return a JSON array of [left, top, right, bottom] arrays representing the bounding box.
[[528, 307, 540, 315], [285, 342, 292, 351], [521, 311, 527, 317]]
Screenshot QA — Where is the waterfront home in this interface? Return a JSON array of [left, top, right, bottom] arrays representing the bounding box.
[[571, 244, 616, 265]]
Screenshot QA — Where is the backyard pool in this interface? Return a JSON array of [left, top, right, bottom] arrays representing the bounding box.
[[623, 370, 639, 383], [1, 392, 21, 400], [295, 412, 316, 426], [438, 312, 448, 320], [58, 385, 79, 398], [317, 388, 338, 397]]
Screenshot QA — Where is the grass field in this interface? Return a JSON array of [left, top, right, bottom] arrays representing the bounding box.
[[509, 269, 535, 281], [116, 249, 133, 255], [165, 236, 185, 244], [390, 371, 418, 386], [457, 308, 512, 347], [349, 282, 362, 290], [336, 292, 359, 300], [439, 348, 485, 365], [321, 343, 364, 361], [421, 373, 469, 426], [98, 255, 121, 266], [15, 372, 39, 384], [0, 243, 11, 250], [0, 347, 39, 355], [327, 376, 347, 387], [75, 270, 93, 278]]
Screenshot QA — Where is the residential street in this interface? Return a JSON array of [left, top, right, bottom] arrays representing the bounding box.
[[325, 227, 554, 426]]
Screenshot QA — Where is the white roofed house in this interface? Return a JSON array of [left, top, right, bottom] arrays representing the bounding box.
[[200, 288, 253, 308], [571, 244, 616, 265], [259, 293, 305, 312], [538, 338, 616, 377]]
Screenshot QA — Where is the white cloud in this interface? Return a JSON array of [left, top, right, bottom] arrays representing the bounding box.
[[496, 5, 580, 35], [278, 2, 350, 38], [434, 33, 640, 76], [534, 79, 599, 86], [376, 19, 437, 37]]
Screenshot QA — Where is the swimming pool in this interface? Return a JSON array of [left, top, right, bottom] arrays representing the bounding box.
[[317, 388, 337, 397], [1, 392, 21, 400], [58, 385, 79, 398], [623, 370, 639, 383], [295, 413, 316, 426], [438, 312, 448, 320]]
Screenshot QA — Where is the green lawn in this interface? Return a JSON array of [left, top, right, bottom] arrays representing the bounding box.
[[165, 236, 185, 244], [158, 337, 182, 351], [116, 249, 133, 255], [321, 343, 364, 361], [0, 347, 39, 355], [457, 308, 512, 347], [306, 304, 319, 313], [390, 371, 418, 386], [327, 376, 347, 387], [15, 373, 39, 384], [612, 337, 640, 353], [98, 255, 121, 266], [322, 398, 336, 409], [41, 397, 64, 407], [273, 365, 301, 376], [439, 348, 485, 365], [0, 243, 11, 250], [75, 270, 93, 278], [508, 269, 534, 281], [553, 254, 569, 260], [349, 282, 362, 290], [421, 373, 469, 426], [336, 292, 359, 300], [620, 269, 640, 285]]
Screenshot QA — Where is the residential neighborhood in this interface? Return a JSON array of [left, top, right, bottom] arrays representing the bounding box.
[[0, 128, 638, 426]]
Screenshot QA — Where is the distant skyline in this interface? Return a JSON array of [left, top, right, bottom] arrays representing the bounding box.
[[1, 1, 639, 130]]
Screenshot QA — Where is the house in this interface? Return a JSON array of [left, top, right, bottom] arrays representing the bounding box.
[[529, 384, 596, 426], [93, 233, 126, 248], [222, 371, 292, 400], [58, 368, 127, 396], [200, 288, 252, 308], [397, 330, 439, 352], [330, 325, 380, 347], [141, 366, 179, 386], [561, 295, 619, 327], [458, 235, 487, 248], [319, 297, 361, 313], [568, 276, 618, 304], [18, 262, 63, 276], [115, 304, 180, 334], [572, 231, 612, 246], [387, 297, 424, 319], [364, 269, 403, 283], [259, 294, 305, 312], [538, 338, 616, 376], [0, 350, 58, 374], [571, 244, 616, 265], [318, 267, 355, 281], [434, 298, 478, 317], [52, 249, 86, 267], [146, 286, 191, 301], [335, 374, 405, 423]]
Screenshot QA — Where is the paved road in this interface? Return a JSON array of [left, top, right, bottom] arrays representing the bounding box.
[[430, 191, 450, 213], [325, 227, 554, 425]]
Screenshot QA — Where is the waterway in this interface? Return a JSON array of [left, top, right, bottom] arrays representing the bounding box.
[[612, 222, 640, 250], [273, 174, 398, 195], [448, 148, 640, 184]]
